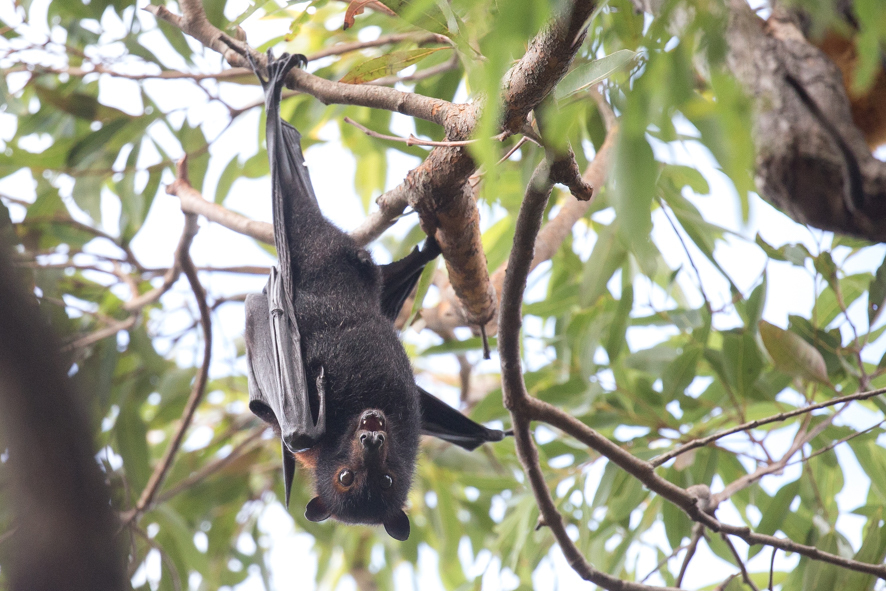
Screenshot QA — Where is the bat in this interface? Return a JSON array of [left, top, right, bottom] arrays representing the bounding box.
[[243, 51, 508, 541]]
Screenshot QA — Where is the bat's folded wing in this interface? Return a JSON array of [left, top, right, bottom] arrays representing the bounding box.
[[418, 387, 509, 451], [245, 268, 326, 506], [246, 267, 325, 452]]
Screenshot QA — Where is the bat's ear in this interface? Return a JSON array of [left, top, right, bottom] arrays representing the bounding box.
[[305, 497, 331, 522], [383, 510, 410, 541]]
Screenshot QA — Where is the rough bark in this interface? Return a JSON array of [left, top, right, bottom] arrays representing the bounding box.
[[726, 0, 886, 241]]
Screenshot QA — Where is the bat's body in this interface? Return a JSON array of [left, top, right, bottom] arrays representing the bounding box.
[[244, 52, 507, 541]]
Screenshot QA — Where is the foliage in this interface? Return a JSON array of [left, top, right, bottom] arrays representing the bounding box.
[[2, 0, 886, 590]]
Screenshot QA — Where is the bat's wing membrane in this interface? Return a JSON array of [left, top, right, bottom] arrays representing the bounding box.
[[379, 238, 509, 450], [378, 237, 441, 322], [418, 387, 508, 451], [245, 51, 326, 507], [245, 270, 324, 506]]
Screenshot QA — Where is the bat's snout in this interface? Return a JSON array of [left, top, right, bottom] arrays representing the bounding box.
[[356, 409, 387, 454], [360, 431, 385, 452]]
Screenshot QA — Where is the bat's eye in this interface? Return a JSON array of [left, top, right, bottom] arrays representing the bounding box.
[[380, 475, 393, 489], [339, 469, 354, 487]]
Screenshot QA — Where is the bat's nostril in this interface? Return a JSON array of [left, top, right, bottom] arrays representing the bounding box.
[[361, 432, 384, 451]]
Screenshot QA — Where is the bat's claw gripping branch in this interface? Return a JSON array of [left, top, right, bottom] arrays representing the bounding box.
[[246, 49, 308, 92]]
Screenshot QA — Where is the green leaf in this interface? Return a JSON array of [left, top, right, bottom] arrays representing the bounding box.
[[813, 251, 839, 292], [35, 85, 131, 122], [757, 479, 799, 536], [840, 508, 886, 590], [71, 174, 104, 224], [720, 329, 764, 398], [815, 273, 870, 327], [868, 252, 886, 326], [555, 50, 637, 100], [375, 0, 454, 35], [214, 154, 242, 204], [230, 0, 278, 27], [739, 275, 766, 332], [604, 283, 632, 361], [755, 234, 811, 266], [116, 397, 150, 495], [66, 118, 129, 169], [759, 320, 830, 384], [580, 223, 627, 307], [403, 257, 435, 330], [611, 132, 656, 247], [340, 48, 450, 84], [661, 344, 703, 401], [661, 164, 710, 194]]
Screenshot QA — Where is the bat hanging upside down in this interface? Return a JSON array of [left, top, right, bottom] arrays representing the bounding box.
[[244, 51, 508, 541]]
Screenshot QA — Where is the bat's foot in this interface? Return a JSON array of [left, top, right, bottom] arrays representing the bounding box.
[[247, 48, 308, 88]]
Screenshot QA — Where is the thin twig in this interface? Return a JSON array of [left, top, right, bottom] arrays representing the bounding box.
[[721, 533, 760, 591], [715, 574, 738, 591], [783, 419, 885, 468], [651, 386, 886, 468], [131, 526, 183, 591], [639, 542, 689, 583], [525, 396, 886, 579], [659, 199, 713, 311], [120, 161, 212, 526], [676, 524, 704, 587], [155, 428, 265, 505], [343, 116, 507, 147], [62, 315, 138, 351], [16, 216, 144, 271]]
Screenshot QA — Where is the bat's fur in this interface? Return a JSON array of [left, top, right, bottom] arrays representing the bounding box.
[[253, 52, 419, 538], [246, 51, 508, 542]]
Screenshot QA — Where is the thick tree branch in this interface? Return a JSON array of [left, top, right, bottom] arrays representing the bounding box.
[[144, 0, 597, 328], [424, 93, 617, 334], [143, 0, 459, 129], [499, 159, 679, 589], [526, 396, 886, 579], [726, 0, 886, 242]]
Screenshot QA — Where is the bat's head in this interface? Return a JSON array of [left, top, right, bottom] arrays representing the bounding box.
[[304, 409, 416, 541]]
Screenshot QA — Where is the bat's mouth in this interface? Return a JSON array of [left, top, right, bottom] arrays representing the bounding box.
[[356, 410, 387, 455], [358, 410, 386, 433]]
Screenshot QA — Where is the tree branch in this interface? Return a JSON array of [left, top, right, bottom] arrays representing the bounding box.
[[650, 386, 886, 468], [143, 0, 460, 129], [499, 157, 680, 589], [154, 428, 265, 505], [424, 92, 617, 335], [526, 396, 886, 579], [120, 161, 213, 526], [725, 0, 886, 242]]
